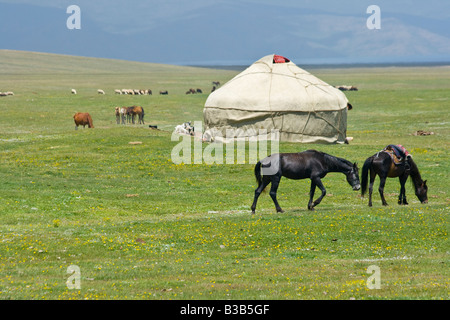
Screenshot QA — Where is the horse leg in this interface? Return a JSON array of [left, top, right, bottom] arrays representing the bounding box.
[[310, 177, 326, 210], [269, 176, 284, 213], [368, 171, 376, 207], [378, 176, 388, 206], [398, 174, 408, 205], [308, 180, 316, 210], [251, 176, 271, 214]]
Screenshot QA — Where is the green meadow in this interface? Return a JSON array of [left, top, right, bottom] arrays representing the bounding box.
[[0, 50, 448, 300]]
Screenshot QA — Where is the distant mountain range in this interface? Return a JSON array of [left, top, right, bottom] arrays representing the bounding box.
[[1, 2, 449, 65]]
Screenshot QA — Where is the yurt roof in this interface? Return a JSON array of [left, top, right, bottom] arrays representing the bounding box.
[[204, 54, 348, 113]]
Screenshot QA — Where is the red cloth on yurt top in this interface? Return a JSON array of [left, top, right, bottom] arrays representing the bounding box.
[[273, 55, 290, 63]]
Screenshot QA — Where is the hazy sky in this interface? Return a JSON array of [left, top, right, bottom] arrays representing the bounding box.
[[2, 0, 449, 18], [1, 0, 449, 64]]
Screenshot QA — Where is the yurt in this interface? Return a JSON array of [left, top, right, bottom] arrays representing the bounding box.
[[203, 54, 350, 143]]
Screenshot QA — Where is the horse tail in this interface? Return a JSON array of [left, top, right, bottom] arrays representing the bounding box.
[[88, 114, 94, 128], [254, 161, 262, 188], [361, 156, 373, 196]]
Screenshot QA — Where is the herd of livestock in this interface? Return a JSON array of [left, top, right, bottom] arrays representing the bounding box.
[[69, 82, 222, 129], [71, 82, 221, 96], [334, 85, 358, 91], [72, 88, 164, 95], [114, 106, 145, 125], [73, 106, 145, 129]]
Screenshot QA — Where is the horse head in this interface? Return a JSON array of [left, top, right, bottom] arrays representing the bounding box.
[[415, 180, 428, 204], [346, 162, 361, 191]]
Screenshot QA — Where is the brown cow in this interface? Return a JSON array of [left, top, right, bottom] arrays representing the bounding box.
[[73, 112, 94, 129]]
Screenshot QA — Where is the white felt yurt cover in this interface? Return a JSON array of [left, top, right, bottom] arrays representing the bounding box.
[[203, 54, 349, 143]]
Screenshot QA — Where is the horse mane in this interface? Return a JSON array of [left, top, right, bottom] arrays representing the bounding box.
[[323, 152, 353, 171], [408, 157, 423, 186], [325, 153, 353, 167]]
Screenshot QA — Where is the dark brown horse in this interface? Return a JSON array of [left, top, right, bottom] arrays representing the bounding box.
[[127, 106, 145, 124], [73, 112, 94, 129], [126, 106, 133, 123], [251, 150, 360, 213], [361, 146, 428, 206]]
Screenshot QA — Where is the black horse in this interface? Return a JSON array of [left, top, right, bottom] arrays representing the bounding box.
[[361, 149, 428, 206], [251, 150, 361, 213]]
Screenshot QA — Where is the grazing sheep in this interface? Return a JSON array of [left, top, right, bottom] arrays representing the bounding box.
[[98, 89, 105, 94], [114, 89, 122, 94], [335, 85, 358, 91], [71, 89, 77, 94]]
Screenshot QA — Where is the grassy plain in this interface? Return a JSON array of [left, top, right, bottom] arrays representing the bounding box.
[[0, 50, 448, 300]]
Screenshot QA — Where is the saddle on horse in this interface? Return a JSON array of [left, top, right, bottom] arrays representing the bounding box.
[[380, 145, 411, 171]]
